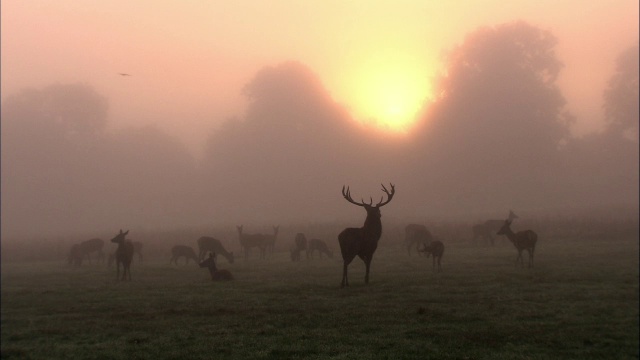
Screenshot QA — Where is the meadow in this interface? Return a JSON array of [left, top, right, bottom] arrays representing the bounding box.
[[1, 220, 638, 359]]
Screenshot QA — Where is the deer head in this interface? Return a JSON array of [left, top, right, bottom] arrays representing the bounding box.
[[497, 220, 512, 235], [342, 183, 395, 219], [111, 229, 129, 244]]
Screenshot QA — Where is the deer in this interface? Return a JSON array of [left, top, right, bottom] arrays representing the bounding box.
[[236, 225, 268, 260], [77, 238, 105, 264], [290, 233, 307, 262], [404, 224, 434, 256], [497, 219, 537, 268], [472, 210, 518, 246], [338, 183, 395, 287], [197, 236, 235, 264], [111, 229, 134, 281], [419, 240, 445, 272], [263, 226, 279, 254], [199, 252, 234, 281], [170, 245, 200, 265], [307, 239, 333, 259]]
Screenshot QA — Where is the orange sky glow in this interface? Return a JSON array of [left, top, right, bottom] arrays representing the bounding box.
[[2, 1, 638, 155]]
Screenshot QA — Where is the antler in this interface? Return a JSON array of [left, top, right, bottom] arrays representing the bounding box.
[[342, 186, 367, 207], [342, 183, 395, 208], [376, 183, 395, 207]]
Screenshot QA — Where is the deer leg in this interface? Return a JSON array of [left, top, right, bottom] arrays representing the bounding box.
[[341, 262, 349, 287], [364, 257, 372, 284]]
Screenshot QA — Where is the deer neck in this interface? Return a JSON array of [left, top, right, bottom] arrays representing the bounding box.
[[363, 215, 382, 240]]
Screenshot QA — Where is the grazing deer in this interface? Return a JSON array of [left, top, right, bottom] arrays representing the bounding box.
[[170, 245, 199, 265], [307, 239, 333, 259], [197, 236, 235, 263], [199, 252, 234, 281], [497, 219, 537, 268], [290, 233, 307, 262], [419, 240, 445, 272], [111, 229, 134, 281], [404, 224, 434, 256], [472, 210, 518, 246], [338, 183, 395, 287], [77, 238, 105, 264], [236, 226, 268, 260]]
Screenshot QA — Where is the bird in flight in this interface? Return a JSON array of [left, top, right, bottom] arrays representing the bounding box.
[[118, 73, 132, 77]]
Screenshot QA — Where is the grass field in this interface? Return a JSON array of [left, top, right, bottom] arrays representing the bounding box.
[[2, 229, 638, 359]]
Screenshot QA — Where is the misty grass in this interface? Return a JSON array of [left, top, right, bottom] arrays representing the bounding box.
[[2, 235, 638, 359]]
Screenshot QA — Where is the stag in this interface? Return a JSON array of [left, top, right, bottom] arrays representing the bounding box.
[[497, 219, 537, 268], [111, 229, 134, 281], [404, 224, 434, 256], [197, 236, 235, 263], [338, 183, 395, 287], [170, 245, 199, 265], [307, 239, 333, 259], [199, 252, 234, 281], [236, 226, 268, 260], [472, 210, 518, 246], [419, 240, 445, 272]]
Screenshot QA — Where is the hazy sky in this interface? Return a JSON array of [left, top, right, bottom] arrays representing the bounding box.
[[2, 1, 638, 156]]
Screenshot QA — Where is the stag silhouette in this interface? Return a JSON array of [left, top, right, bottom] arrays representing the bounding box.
[[338, 183, 395, 287], [111, 230, 134, 281]]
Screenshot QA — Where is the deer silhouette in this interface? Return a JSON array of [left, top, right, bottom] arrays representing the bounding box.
[[497, 219, 537, 268], [170, 245, 199, 265], [338, 183, 395, 287], [472, 210, 518, 246], [197, 237, 235, 263], [404, 224, 434, 256], [111, 229, 134, 281]]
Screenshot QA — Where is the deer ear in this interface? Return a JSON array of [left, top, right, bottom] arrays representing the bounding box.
[[124, 230, 129, 235]]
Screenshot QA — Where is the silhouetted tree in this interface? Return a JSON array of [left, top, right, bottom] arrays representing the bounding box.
[[407, 21, 573, 214], [202, 62, 391, 223], [603, 42, 639, 142]]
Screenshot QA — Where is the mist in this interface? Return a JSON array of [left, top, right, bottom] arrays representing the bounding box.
[[1, 20, 638, 240]]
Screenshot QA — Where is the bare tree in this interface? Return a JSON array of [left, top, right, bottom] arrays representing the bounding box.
[[338, 183, 395, 287], [497, 219, 537, 268], [111, 229, 134, 281]]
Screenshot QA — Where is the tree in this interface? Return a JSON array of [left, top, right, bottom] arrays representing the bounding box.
[[603, 42, 639, 141], [407, 21, 573, 214]]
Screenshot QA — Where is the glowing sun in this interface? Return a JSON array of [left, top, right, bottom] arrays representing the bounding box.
[[347, 53, 432, 132]]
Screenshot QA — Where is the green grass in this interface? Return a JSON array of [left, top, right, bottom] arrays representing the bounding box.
[[2, 235, 638, 359]]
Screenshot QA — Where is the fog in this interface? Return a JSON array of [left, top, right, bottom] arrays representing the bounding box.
[[1, 3, 638, 239]]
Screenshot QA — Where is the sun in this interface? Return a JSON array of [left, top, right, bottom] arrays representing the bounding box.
[[347, 53, 433, 132]]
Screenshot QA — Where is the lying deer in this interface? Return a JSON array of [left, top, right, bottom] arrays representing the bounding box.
[[497, 219, 537, 268], [199, 252, 234, 281]]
